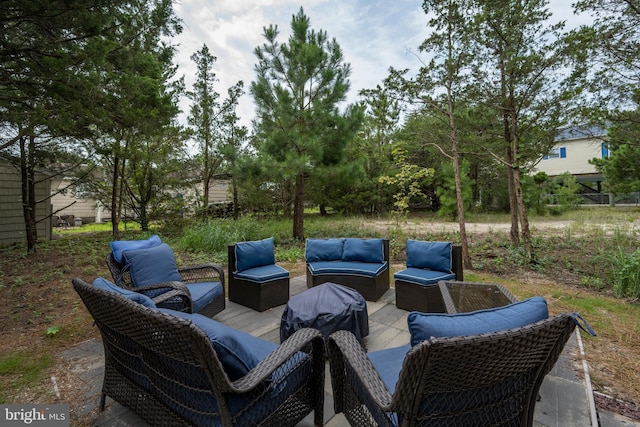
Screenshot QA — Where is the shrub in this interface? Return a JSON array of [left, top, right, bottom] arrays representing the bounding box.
[[609, 248, 640, 299]]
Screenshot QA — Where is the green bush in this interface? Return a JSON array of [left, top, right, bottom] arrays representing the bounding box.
[[609, 248, 640, 299]]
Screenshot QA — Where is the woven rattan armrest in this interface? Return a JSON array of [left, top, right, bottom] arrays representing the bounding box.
[[328, 329, 393, 410], [230, 327, 325, 393], [135, 281, 193, 313], [178, 263, 225, 286]]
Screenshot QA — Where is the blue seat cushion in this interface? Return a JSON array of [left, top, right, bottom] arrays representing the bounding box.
[[122, 243, 182, 287], [408, 296, 549, 346], [110, 235, 162, 263], [307, 261, 388, 278], [234, 237, 276, 272], [234, 264, 289, 283], [342, 238, 384, 263], [158, 309, 278, 381], [305, 238, 345, 262], [367, 344, 411, 394], [406, 240, 452, 273], [186, 281, 224, 313], [92, 277, 157, 308], [394, 268, 455, 286]]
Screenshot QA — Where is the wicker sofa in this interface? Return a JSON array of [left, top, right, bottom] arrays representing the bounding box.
[[73, 277, 325, 427], [305, 238, 390, 301]]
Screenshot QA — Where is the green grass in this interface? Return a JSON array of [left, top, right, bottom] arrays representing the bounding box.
[[0, 352, 51, 404]]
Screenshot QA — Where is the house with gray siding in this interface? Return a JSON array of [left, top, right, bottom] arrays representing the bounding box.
[[0, 156, 52, 246]]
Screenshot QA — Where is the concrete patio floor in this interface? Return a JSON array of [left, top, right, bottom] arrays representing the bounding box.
[[61, 276, 637, 426]]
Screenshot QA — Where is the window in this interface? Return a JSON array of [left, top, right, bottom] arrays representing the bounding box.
[[543, 146, 566, 160], [601, 143, 610, 158]]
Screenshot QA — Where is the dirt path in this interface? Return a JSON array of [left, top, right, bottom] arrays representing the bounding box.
[[367, 219, 576, 234]]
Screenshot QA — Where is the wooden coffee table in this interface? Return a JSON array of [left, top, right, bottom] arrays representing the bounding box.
[[438, 281, 517, 313]]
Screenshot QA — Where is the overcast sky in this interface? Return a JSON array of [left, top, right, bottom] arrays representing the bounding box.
[[171, 0, 591, 129]]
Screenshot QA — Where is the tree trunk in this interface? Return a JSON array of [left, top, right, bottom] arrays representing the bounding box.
[[111, 155, 120, 240], [453, 158, 472, 268], [505, 149, 519, 245], [139, 205, 149, 231], [293, 172, 305, 240], [514, 163, 533, 262], [232, 177, 239, 220], [498, 48, 519, 247], [20, 135, 37, 253], [203, 155, 210, 221], [446, 82, 472, 269]]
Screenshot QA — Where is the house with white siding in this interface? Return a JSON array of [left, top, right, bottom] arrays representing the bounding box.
[[50, 176, 231, 223], [532, 125, 612, 204]]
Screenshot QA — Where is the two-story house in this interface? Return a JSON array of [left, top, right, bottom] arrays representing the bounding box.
[[532, 125, 611, 204]]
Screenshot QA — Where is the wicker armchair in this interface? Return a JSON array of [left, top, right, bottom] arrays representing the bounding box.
[[73, 277, 325, 427], [327, 314, 579, 427], [106, 248, 225, 317]]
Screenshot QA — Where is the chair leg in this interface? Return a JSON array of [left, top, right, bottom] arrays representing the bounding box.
[[99, 391, 107, 411]]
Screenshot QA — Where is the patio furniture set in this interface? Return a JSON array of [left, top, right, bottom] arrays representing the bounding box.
[[72, 235, 595, 426]]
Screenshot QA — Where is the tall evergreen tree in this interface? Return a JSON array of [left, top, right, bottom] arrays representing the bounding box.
[[470, 0, 579, 262], [96, 0, 182, 239], [392, 0, 476, 268], [251, 7, 363, 239], [187, 44, 244, 219]]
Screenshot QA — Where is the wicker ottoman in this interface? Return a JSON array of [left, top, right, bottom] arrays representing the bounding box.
[[280, 282, 369, 343]]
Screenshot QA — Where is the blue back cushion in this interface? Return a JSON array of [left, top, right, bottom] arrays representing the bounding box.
[[408, 296, 549, 347], [406, 240, 452, 273], [305, 238, 344, 262], [110, 235, 162, 263], [367, 344, 412, 394], [123, 243, 182, 287], [234, 237, 276, 272], [158, 309, 277, 381], [342, 238, 384, 263], [92, 277, 156, 308]]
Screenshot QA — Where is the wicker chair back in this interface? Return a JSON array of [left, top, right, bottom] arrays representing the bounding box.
[[328, 314, 577, 427]]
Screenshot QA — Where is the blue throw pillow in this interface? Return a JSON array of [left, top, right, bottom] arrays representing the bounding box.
[[305, 238, 344, 262], [408, 296, 549, 347], [123, 243, 182, 288], [110, 235, 162, 263], [406, 240, 452, 273], [234, 237, 276, 272], [342, 238, 384, 263], [158, 309, 277, 381], [92, 277, 156, 308]]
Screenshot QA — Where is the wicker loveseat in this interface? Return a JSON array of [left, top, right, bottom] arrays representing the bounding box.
[[305, 238, 390, 301], [106, 235, 226, 317], [73, 277, 325, 427], [327, 296, 593, 427]]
